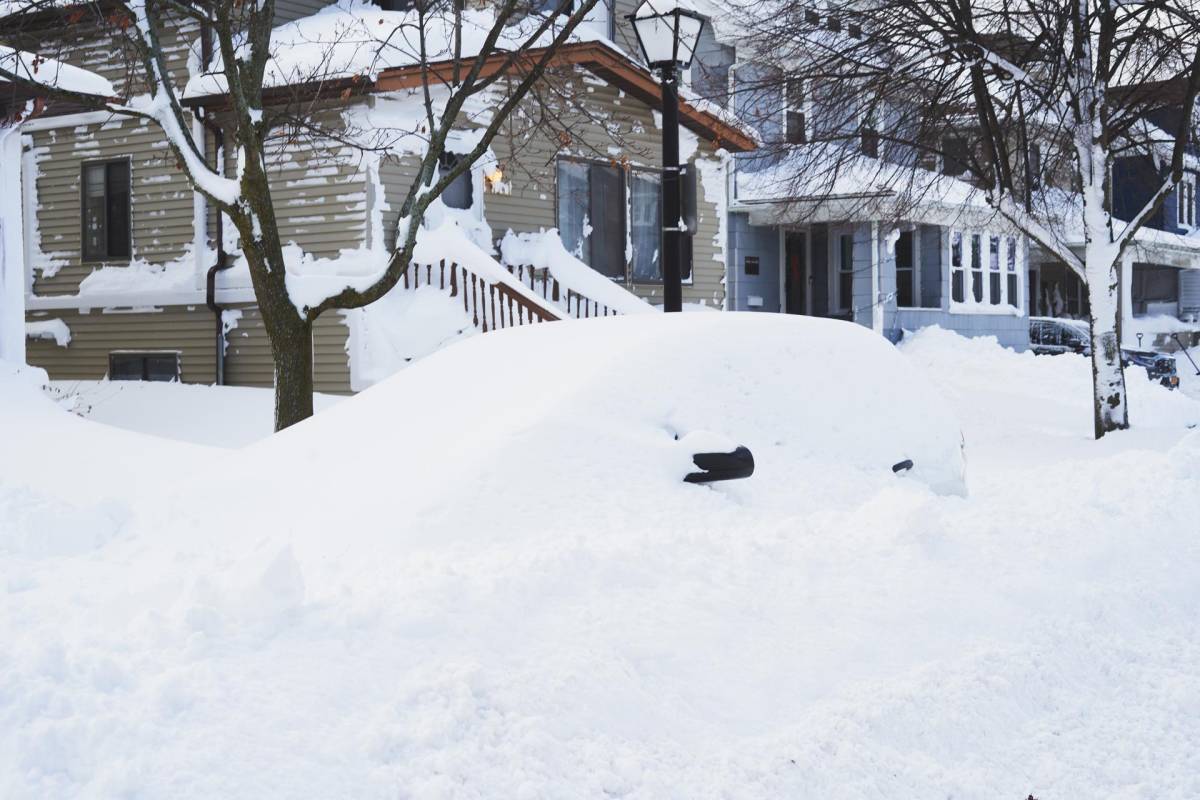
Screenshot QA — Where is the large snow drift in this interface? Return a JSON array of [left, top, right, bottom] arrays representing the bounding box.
[[3, 319, 1200, 799]]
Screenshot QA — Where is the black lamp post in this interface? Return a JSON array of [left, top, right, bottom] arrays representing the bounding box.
[[628, 0, 706, 313]]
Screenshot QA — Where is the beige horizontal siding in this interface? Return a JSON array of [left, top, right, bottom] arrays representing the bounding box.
[[25, 306, 217, 383], [224, 306, 352, 394], [25, 304, 351, 394], [7, 13, 198, 100], [29, 117, 198, 296]]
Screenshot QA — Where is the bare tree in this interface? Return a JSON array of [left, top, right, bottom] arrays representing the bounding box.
[[0, 0, 599, 430], [735, 0, 1200, 438]]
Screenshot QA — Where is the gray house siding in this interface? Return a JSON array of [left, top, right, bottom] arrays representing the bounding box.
[[728, 213, 780, 312]]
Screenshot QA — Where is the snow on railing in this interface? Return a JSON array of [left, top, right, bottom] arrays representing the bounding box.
[[499, 230, 655, 317], [502, 263, 624, 319]]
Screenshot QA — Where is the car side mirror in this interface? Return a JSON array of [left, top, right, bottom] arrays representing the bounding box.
[[684, 445, 755, 484]]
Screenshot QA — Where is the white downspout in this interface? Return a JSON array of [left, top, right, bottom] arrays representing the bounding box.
[[0, 127, 26, 363]]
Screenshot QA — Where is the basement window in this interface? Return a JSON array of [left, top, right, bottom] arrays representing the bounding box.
[[81, 159, 131, 261], [109, 352, 180, 382]]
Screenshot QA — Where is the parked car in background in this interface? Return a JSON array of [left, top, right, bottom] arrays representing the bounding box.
[[1029, 317, 1180, 389]]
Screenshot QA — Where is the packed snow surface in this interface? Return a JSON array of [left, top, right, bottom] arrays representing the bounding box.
[[2, 316, 1200, 798]]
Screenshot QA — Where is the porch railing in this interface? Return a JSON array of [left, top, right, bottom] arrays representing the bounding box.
[[503, 263, 623, 320], [404, 259, 561, 332]]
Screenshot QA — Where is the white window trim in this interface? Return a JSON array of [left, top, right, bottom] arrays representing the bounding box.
[[947, 227, 1024, 316]]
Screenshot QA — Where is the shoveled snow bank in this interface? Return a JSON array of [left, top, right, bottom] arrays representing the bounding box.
[[3, 319, 1200, 799], [49, 380, 343, 447]]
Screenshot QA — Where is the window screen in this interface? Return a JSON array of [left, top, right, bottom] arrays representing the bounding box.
[[556, 158, 626, 280], [630, 171, 661, 281]]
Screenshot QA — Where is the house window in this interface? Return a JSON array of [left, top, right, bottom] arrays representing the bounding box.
[[744, 255, 760, 275], [1177, 175, 1195, 228], [859, 106, 879, 158], [988, 235, 1002, 305], [556, 158, 625, 279], [838, 233, 854, 314], [1006, 236, 1019, 309], [438, 152, 473, 210], [630, 170, 662, 281], [376, 0, 414, 10], [1029, 144, 1042, 190], [942, 136, 968, 177], [82, 159, 131, 261], [951, 230, 964, 303], [970, 233, 983, 302], [784, 78, 808, 144], [895, 230, 915, 307], [109, 351, 180, 382]]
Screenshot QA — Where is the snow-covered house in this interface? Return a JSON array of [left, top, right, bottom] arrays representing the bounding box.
[[7, 0, 753, 390], [717, 13, 1032, 349]]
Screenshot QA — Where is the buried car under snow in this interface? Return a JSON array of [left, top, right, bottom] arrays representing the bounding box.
[[255, 314, 969, 510]]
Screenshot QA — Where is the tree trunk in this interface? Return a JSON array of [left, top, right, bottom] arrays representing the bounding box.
[[269, 311, 315, 432], [1084, 237, 1129, 438]]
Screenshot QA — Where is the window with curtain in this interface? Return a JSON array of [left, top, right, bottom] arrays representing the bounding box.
[[1006, 236, 1019, 308], [630, 170, 661, 282], [989, 235, 1002, 305], [970, 233, 983, 302], [82, 160, 131, 261], [838, 233, 854, 313], [951, 230, 964, 303], [556, 158, 625, 279], [895, 230, 915, 307]]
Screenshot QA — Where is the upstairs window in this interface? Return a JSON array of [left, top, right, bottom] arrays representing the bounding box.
[[1178, 175, 1195, 228], [438, 152, 473, 210], [784, 78, 808, 145], [942, 136, 968, 177], [82, 159, 131, 261], [1029, 143, 1042, 190]]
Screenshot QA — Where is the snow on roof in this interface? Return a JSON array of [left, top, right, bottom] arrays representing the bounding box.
[[184, 0, 614, 98], [0, 44, 115, 98]]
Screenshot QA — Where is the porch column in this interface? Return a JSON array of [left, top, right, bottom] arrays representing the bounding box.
[[0, 128, 25, 363], [871, 222, 883, 335]]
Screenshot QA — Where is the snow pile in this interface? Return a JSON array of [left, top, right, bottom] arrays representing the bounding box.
[[48, 381, 344, 447], [3, 319, 1200, 797], [0, 44, 116, 97], [348, 284, 477, 387], [24, 318, 70, 347], [499, 230, 656, 315]]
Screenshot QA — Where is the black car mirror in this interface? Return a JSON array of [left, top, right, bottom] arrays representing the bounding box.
[[684, 445, 755, 484]]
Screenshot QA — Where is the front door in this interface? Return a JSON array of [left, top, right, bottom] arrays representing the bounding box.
[[785, 232, 807, 314]]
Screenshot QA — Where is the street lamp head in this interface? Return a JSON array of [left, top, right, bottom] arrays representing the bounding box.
[[627, 0, 706, 72]]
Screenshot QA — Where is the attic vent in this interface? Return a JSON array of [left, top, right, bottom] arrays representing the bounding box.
[[804, 9, 820, 23], [828, 16, 841, 32], [848, 22, 862, 38]]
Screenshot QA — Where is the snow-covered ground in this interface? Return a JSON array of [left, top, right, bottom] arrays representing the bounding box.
[[2, 316, 1199, 799]]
